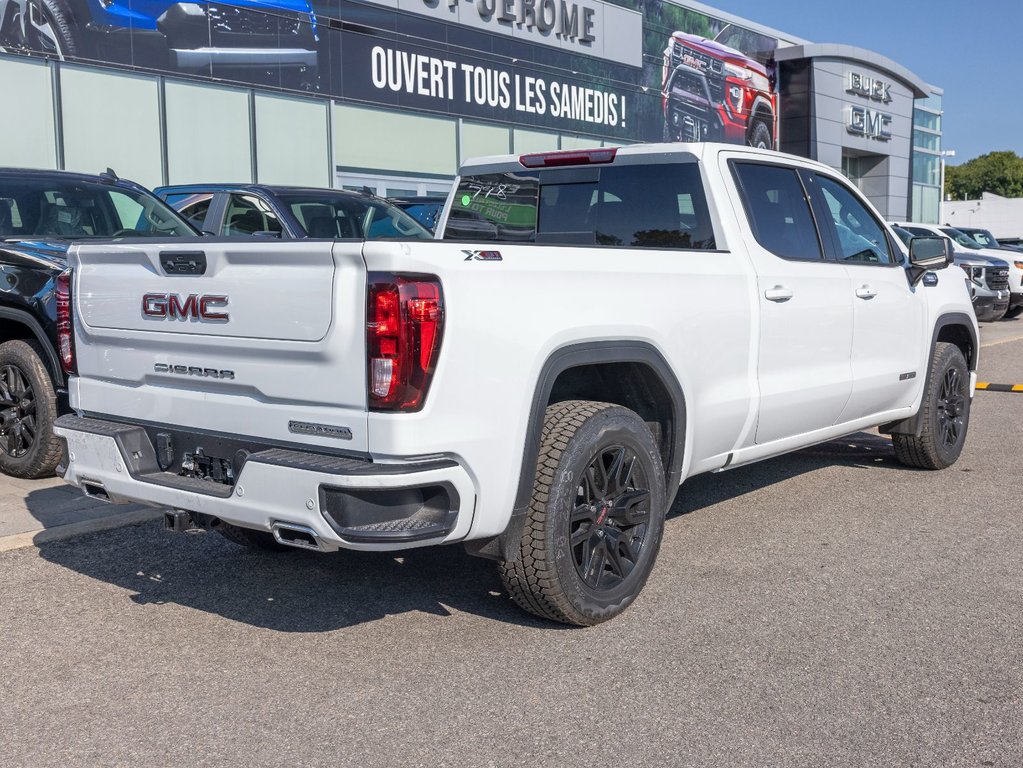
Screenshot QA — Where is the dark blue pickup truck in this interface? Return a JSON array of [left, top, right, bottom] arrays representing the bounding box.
[[156, 183, 432, 240]]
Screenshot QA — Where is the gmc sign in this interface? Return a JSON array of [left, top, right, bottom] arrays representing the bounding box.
[[142, 293, 229, 321]]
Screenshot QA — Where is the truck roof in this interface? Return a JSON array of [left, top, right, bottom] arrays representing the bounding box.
[[154, 183, 379, 198], [457, 142, 830, 176]]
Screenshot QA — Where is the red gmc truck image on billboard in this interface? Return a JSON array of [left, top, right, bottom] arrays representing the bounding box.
[[661, 24, 777, 149]]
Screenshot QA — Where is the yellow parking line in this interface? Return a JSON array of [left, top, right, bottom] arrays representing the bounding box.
[[975, 382, 1023, 393]]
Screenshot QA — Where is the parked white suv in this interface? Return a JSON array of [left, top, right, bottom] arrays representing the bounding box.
[[892, 224, 1010, 321], [930, 224, 1022, 317], [54, 144, 977, 625]]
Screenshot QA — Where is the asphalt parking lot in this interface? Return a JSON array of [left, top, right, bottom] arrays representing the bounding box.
[[2, 323, 1022, 768]]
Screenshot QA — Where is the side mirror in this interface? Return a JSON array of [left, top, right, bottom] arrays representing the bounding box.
[[909, 235, 953, 268], [907, 235, 953, 287]]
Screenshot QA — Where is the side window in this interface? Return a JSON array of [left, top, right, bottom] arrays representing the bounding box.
[[363, 205, 427, 239], [222, 194, 283, 237], [814, 175, 893, 265], [107, 191, 185, 235], [590, 164, 715, 249], [732, 162, 822, 261], [0, 197, 21, 235], [167, 193, 213, 230]]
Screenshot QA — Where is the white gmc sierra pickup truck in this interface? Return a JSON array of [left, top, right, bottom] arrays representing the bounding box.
[[54, 143, 977, 625]]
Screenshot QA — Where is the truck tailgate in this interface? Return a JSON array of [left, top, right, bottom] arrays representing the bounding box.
[[70, 239, 369, 452]]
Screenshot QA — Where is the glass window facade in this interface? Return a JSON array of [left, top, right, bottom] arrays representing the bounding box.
[[0, 58, 56, 171], [913, 110, 942, 132], [334, 104, 457, 176], [513, 129, 560, 154], [256, 93, 329, 187], [60, 67, 163, 189], [913, 153, 941, 188], [911, 89, 944, 224], [165, 81, 252, 185], [913, 129, 940, 153], [460, 122, 510, 165]]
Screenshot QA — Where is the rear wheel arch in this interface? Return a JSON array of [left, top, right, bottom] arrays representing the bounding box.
[[526, 342, 686, 501], [881, 312, 977, 438], [466, 341, 687, 563], [0, 308, 62, 388]]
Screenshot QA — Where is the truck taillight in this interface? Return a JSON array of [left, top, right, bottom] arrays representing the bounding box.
[[367, 273, 443, 412], [56, 269, 75, 375]]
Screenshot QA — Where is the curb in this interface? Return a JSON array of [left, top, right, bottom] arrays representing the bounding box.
[[0, 508, 161, 554], [976, 382, 1023, 393]]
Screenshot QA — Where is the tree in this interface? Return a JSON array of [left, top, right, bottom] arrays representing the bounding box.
[[944, 151, 1023, 200]]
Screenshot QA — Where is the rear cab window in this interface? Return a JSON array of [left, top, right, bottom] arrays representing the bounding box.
[[443, 160, 716, 250]]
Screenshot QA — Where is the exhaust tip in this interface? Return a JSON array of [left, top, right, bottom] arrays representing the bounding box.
[[271, 522, 323, 551], [82, 481, 111, 502]]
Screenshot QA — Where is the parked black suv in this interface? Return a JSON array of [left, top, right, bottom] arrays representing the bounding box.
[[0, 168, 196, 477], [155, 184, 432, 239]]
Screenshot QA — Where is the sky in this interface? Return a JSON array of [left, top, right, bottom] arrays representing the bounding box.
[[706, 0, 1022, 167]]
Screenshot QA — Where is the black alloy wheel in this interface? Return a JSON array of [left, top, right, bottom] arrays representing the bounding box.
[[500, 400, 667, 626], [892, 341, 971, 470], [936, 366, 966, 451], [571, 445, 652, 591], [0, 364, 37, 458], [0, 339, 63, 479]]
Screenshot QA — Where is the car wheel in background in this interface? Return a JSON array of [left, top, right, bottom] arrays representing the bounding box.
[[747, 120, 773, 150], [0, 339, 64, 479], [0, 0, 78, 58]]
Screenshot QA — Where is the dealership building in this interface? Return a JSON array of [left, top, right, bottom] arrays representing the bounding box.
[[0, 0, 944, 222]]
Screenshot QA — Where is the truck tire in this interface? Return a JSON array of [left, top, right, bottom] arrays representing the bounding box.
[[0, 339, 64, 479], [747, 120, 773, 150], [216, 522, 293, 552], [0, 0, 79, 59], [500, 400, 667, 626], [1003, 306, 1022, 319], [892, 342, 970, 470]]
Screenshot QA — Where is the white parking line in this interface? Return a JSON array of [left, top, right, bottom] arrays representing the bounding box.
[[981, 333, 1023, 348], [0, 508, 161, 553]]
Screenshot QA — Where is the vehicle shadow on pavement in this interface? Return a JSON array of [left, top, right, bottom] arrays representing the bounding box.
[[669, 430, 899, 519], [32, 431, 897, 632], [20, 484, 142, 532], [32, 520, 565, 631]]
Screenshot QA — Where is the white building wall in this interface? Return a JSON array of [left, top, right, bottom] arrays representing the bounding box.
[[944, 193, 1023, 239]]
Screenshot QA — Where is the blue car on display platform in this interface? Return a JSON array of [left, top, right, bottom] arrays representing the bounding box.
[[0, 0, 317, 86]]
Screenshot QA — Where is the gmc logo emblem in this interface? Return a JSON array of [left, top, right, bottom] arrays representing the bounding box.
[[142, 293, 229, 321]]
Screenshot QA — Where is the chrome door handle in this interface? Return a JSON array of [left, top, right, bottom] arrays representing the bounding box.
[[764, 286, 794, 303], [855, 286, 877, 300]]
